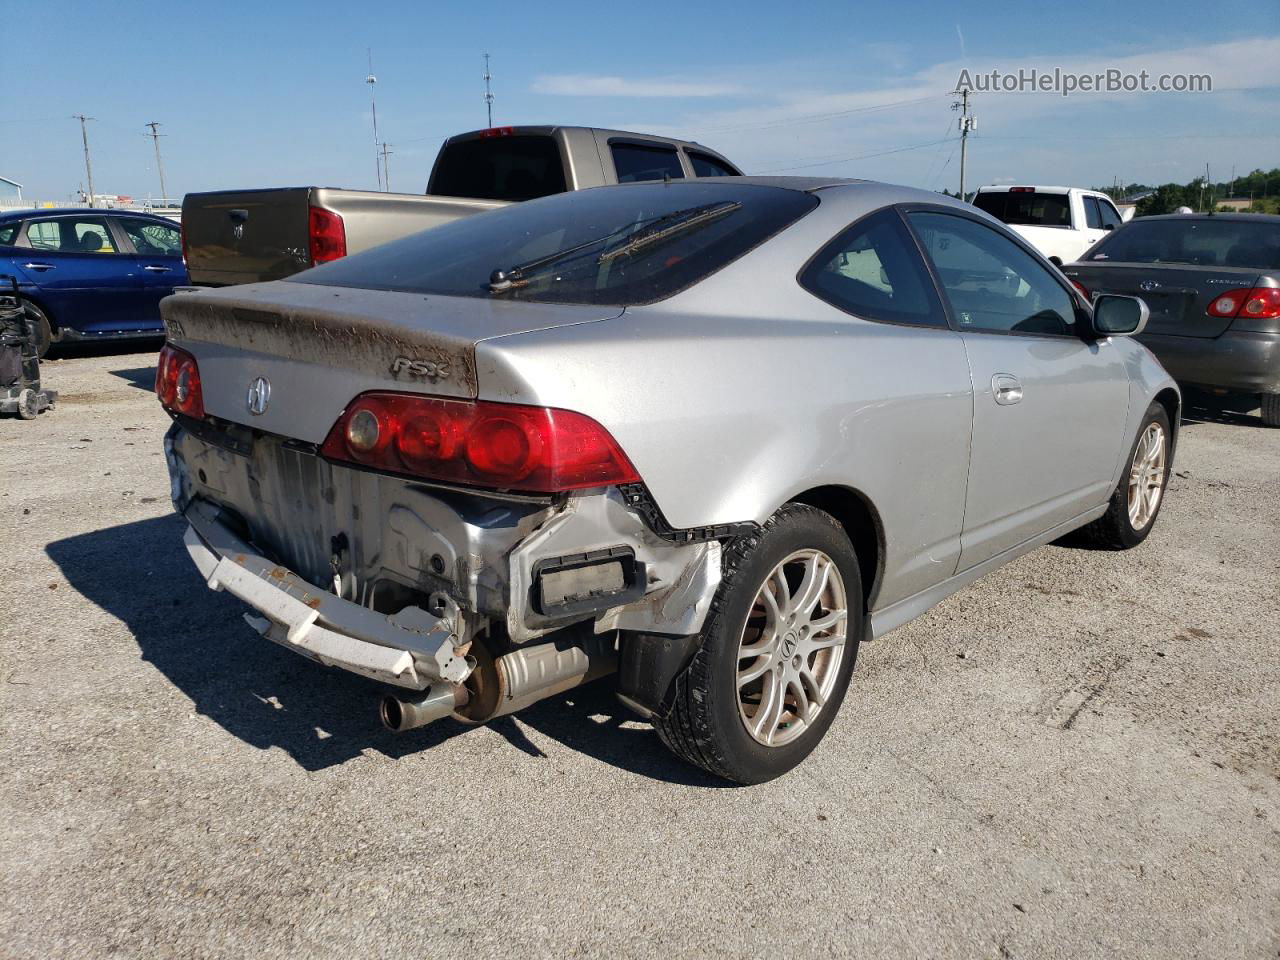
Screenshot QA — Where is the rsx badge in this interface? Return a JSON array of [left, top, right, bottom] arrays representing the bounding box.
[[391, 356, 450, 379]]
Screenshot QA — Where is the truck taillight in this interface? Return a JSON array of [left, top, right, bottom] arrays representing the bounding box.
[[479, 126, 515, 139], [1207, 287, 1280, 320], [155, 344, 204, 419], [320, 392, 640, 493], [308, 206, 347, 264]]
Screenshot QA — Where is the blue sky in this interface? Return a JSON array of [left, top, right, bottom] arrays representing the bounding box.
[[4, 0, 1277, 202]]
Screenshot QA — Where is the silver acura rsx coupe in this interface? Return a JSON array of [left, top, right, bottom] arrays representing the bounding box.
[[158, 177, 1178, 783]]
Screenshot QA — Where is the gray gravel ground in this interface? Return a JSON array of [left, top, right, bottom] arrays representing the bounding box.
[[2, 347, 1278, 960]]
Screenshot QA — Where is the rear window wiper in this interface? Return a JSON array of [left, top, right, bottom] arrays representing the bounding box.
[[488, 201, 741, 294], [596, 201, 741, 264]]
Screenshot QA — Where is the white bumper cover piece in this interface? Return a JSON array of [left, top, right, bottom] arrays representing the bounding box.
[[183, 499, 470, 690]]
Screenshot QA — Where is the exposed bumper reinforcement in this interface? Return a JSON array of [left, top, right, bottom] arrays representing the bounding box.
[[183, 498, 471, 690]]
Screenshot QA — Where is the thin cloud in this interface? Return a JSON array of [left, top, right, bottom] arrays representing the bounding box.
[[532, 74, 742, 98]]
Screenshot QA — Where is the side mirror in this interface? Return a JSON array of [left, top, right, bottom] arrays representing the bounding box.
[[1092, 294, 1149, 337], [1103, 223, 1116, 231]]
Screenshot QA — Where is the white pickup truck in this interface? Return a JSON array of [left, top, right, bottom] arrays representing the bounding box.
[[971, 185, 1130, 265]]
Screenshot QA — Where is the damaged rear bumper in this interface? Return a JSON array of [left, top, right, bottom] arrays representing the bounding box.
[[184, 498, 468, 690]]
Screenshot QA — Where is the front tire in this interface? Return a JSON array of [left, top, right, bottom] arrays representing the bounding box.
[[655, 504, 863, 784], [1076, 402, 1172, 549]]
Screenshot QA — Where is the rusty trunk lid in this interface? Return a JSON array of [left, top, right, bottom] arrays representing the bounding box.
[[160, 280, 623, 443]]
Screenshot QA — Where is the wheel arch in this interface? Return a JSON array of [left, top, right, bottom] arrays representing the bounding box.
[[786, 484, 884, 613], [1153, 386, 1181, 456], [18, 292, 57, 333]]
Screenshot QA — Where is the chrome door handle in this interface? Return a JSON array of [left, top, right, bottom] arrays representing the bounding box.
[[143, 265, 170, 272], [22, 262, 53, 271], [992, 374, 1023, 405]]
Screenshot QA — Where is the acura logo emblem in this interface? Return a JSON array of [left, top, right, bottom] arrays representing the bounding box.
[[1139, 280, 1161, 292], [246, 376, 271, 416]]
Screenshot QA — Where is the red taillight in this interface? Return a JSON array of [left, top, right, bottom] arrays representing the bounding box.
[[1206, 286, 1280, 320], [308, 206, 347, 265], [155, 344, 204, 419], [478, 126, 515, 139], [1008, 186, 1033, 193], [1071, 280, 1091, 300], [319, 392, 639, 493]]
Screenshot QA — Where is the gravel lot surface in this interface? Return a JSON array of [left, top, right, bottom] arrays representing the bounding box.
[[2, 347, 1278, 960]]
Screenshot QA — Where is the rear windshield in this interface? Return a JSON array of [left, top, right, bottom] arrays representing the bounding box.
[[429, 135, 567, 201], [973, 191, 1072, 228], [1086, 218, 1280, 269], [291, 182, 818, 305]]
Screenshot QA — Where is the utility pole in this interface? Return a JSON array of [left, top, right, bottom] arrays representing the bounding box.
[[380, 142, 393, 192], [72, 115, 96, 207], [145, 121, 168, 200], [366, 50, 382, 191], [951, 87, 975, 201], [483, 53, 495, 128]]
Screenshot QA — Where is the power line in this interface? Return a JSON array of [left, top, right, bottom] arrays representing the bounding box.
[[758, 137, 956, 173], [694, 93, 946, 136]]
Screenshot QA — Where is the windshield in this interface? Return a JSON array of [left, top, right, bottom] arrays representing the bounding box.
[[973, 191, 1072, 227], [1086, 218, 1280, 269], [292, 182, 819, 305]]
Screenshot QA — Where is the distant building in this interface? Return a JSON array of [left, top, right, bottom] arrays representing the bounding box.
[[1217, 197, 1254, 211], [0, 176, 23, 204], [1116, 191, 1154, 219]]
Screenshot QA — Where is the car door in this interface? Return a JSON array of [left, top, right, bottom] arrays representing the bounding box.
[[114, 215, 186, 325], [13, 215, 145, 334], [905, 208, 1130, 571]]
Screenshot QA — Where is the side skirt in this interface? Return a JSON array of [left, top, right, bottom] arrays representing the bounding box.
[[868, 503, 1109, 641]]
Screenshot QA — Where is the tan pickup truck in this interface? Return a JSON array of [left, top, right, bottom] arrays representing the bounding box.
[[181, 125, 742, 286]]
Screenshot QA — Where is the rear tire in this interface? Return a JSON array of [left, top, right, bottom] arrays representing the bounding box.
[[21, 300, 54, 359], [654, 504, 863, 784], [1262, 393, 1280, 428], [1075, 402, 1172, 549]]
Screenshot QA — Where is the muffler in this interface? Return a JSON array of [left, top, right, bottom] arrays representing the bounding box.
[[380, 683, 469, 733]]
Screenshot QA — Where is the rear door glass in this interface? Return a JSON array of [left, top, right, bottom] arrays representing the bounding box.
[[1083, 197, 1104, 229], [430, 135, 568, 201], [610, 143, 685, 183], [23, 217, 119, 253], [687, 151, 740, 178], [1098, 200, 1123, 230]]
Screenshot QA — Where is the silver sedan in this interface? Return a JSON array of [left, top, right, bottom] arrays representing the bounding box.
[[158, 177, 1178, 783]]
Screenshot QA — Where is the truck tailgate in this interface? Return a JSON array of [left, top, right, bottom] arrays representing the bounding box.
[[182, 188, 313, 286]]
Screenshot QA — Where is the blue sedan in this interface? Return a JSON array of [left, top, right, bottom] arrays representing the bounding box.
[[0, 208, 187, 356]]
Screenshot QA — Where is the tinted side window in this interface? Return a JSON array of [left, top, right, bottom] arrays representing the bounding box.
[[799, 209, 943, 327], [687, 151, 739, 178], [24, 217, 119, 253], [0, 222, 18, 246], [1083, 196, 1103, 229], [1098, 200, 1122, 230], [908, 212, 1076, 336], [119, 217, 181, 255], [611, 143, 684, 183]]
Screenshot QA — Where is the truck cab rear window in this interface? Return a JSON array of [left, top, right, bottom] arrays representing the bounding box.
[[974, 192, 1071, 228], [430, 135, 567, 202], [291, 182, 818, 306]]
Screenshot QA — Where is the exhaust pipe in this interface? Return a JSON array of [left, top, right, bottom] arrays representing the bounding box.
[[380, 683, 468, 733]]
